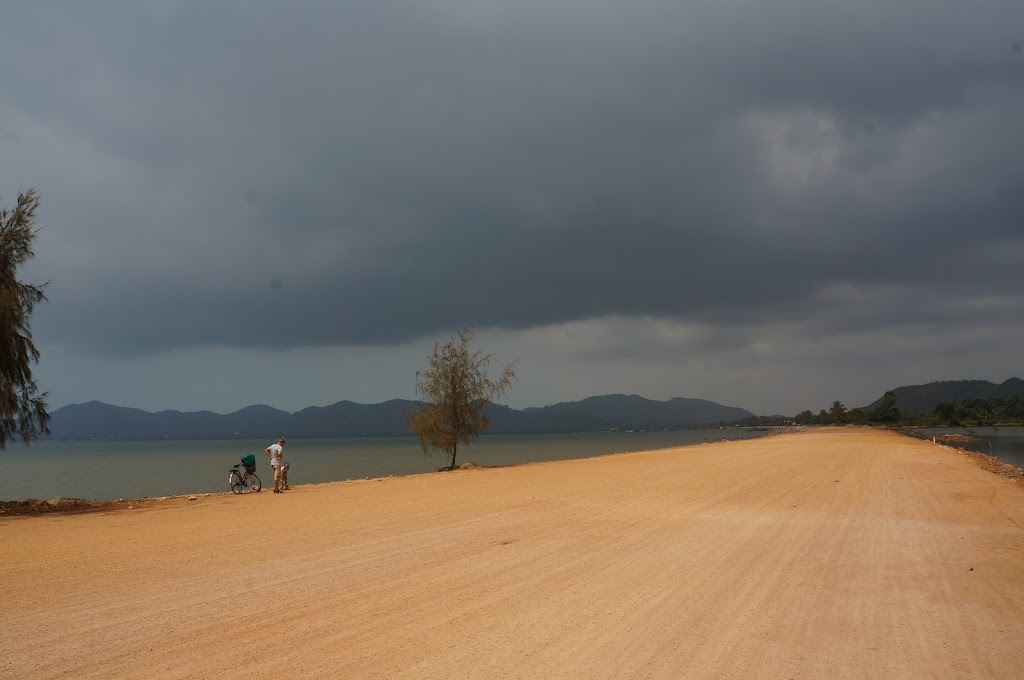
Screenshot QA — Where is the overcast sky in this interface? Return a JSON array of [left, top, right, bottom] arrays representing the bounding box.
[[3, 1, 1022, 416]]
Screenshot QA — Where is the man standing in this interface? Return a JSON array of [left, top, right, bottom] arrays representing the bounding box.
[[265, 437, 285, 493]]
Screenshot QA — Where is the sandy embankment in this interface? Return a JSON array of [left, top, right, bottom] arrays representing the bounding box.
[[2, 428, 1024, 679]]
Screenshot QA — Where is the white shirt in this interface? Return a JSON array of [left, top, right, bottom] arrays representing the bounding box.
[[268, 443, 283, 467]]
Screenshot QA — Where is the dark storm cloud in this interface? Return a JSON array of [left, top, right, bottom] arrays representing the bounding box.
[[3, 0, 1023, 354]]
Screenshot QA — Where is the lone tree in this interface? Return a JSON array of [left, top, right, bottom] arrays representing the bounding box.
[[407, 325, 517, 470], [1, 189, 49, 448]]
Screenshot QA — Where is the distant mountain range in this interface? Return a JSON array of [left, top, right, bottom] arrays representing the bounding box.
[[862, 378, 1024, 413], [42, 378, 1024, 440], [45, 394, 755, 441]]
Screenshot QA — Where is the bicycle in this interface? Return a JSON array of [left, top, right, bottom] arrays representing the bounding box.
[[229, 455, 262, 494]]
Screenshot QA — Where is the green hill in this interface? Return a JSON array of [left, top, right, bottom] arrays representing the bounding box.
[[864, 378, 1024, 414]]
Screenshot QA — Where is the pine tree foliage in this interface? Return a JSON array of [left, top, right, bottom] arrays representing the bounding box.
[[1, 189, 49, 448], [407, 325, 516, 469]]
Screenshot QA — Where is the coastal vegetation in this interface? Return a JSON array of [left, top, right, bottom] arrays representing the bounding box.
[[406, 325, 517, 469], [736, 381, 1024, 428], [0, 188, 50, 449]]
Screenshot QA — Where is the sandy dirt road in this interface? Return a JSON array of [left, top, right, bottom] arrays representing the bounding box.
[[3, 428, 1024, 679]]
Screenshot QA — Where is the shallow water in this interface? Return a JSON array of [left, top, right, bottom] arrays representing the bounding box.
[[909, 426, 1024, 468], [0, 429, 773, 501]]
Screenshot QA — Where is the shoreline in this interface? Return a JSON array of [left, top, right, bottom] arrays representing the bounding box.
[[5, 427, 1024, 678], [2, 426, 1021, 518], [0, 430, 787, 516]]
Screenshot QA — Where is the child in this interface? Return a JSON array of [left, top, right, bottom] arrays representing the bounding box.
[[280, 461, 291, 490]]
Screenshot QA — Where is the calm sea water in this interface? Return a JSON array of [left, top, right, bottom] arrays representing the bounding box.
[[7, 427, 1021, 502], [908, 426, 1024, 468], [0, 429, 774, 501]]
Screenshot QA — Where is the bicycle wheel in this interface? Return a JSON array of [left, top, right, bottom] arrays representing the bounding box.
[[229, 471, 245, 494], [246, 473, 262, 493]]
